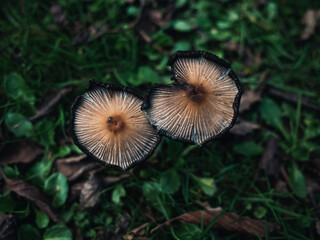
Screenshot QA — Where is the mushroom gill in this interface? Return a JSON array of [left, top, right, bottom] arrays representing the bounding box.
[[71, 81, 160, 171], [142, 51, 242, 145]]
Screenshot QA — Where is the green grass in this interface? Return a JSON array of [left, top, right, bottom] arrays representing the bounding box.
[[1, 0, 320, 239]]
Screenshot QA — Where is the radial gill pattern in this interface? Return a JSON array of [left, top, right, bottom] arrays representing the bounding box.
[[143, 51, 241, 145], [71, 83, 160, 171]]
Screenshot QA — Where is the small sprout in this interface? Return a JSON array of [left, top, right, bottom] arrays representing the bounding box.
[[142, 51, 242, 146], [71, 80, 160, 171]]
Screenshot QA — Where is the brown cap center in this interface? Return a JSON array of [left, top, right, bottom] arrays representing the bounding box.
[[185, 84, 206, 104], [107, 115, 125, 133]]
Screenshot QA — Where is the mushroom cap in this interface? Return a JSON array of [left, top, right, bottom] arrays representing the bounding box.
[[71, 80, 160, 171], [142, 51, 241, 146]]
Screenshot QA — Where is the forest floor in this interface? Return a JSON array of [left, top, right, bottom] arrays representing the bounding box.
[[1, 0, 320, 239]]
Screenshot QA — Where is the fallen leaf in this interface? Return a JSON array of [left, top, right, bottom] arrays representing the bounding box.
[[124, 223, 148, 240], [230, 119, 259, 136], [56, 155, 100, 182], [69, 174, 130, 204], [301, 9, 320, 40], [69, 181, 84, 203], [29, 86, 72, 122], [152, 208, 278, 237], [0, 214, 16, 240], [5, 178, 58, 222], [80, 174, 102, 209], [259, 136, 280, 179], [0, 141, 43, 166], [101, 174, 131, 187], [239, 90, 261, 113]]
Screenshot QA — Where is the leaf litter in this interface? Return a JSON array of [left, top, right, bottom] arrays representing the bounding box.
[[56, 155, 100, 182], [4, 177, 58, 222], [152, 207, 279, 238], [0, 141, 43, 166]]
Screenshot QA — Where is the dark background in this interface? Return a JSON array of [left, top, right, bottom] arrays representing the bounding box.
[[1, 0, 320, 239]]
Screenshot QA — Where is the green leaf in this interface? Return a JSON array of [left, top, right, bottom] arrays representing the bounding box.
[[233, 141, 263, 157], [173, 20, 191, 32], [112, 184, 126, 205], [175, 0, 187, 8], [0, 195, 20, 214], [43, 225, 72, 240], [44, 173, 69, 208], [5, 112, 33, 137], [288, 162, 307, 198], [217, 21, 231, 29], [160, 169, 181, 194], [3, 165, 20, 178], [70, 143, 83, 154], [254, 205, 267, 219], [60, 203, 79, 223], [3, 72, 35, 105], [172, 41, 191, 53], [260, 98, 283, 130], [18, 224, 41, 240], [136, 66, 160, 85], [57, 146, 71, 158], [290, 145, 310, 162], [192, 175, 216, 197], [267, 2, 277, 20], [34, 208, 50, 229], [34, 120, 55, 146], [143, 182, 160, 203], [26, 157, 56, 185]]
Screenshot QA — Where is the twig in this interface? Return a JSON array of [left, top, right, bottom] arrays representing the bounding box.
[[139, 30, 169, 55], [268, 87, 320, 112]]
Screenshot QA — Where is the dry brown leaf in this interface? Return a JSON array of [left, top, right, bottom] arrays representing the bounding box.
[[0, 214, 16, 240], [80, 174, 102, 209], [230, 119, 259, 136], [101, 174, 131, 187], [239, 90, 261, 113], [56, 155, 99, 182], [153, 208, 278, 237], [124, 223, 149, 240], [301, 9, 320, 40], [5, 178, 58, 222], [259, 136, 280, 178], [0, 141, 43, 166], [29, 86, 72, 122], [69, 181, 84, 203]]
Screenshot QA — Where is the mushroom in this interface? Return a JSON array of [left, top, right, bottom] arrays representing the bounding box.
[[142, 51, 242, 145], [71, 80, 160, 171]]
